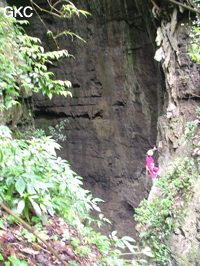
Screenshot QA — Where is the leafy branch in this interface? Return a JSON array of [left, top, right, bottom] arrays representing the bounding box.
[[30, 0, 90, 18], [0, 125, 146, 265], [0, 13, 73, 115], [30, 0, 90, 48]]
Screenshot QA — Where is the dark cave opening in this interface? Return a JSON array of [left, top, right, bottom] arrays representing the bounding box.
[[23, 0, 166, 238]]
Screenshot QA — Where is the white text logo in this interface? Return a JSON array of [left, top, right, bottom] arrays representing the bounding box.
[[4, 6, 33, 18]]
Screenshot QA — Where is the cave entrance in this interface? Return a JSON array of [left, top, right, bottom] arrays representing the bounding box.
[[29, 0, 166, 238]]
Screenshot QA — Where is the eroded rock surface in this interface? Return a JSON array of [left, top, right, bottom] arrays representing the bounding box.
[[148, 1, 200, 264], [28, 0, 164, 238], [27, 0, 199, 244]]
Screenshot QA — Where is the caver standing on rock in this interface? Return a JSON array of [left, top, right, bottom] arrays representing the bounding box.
[[146, 146, 159, 180]]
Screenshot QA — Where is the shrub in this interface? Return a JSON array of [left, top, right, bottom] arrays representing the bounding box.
[[0, 125, 103, 226], [134, 110, 200, 264]]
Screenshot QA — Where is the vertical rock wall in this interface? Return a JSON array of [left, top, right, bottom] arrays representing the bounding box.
[[29, 0, 165, 237], [151, 1, 200, 264], [153, 2, 199, 170], [3, 0, 199, 261]]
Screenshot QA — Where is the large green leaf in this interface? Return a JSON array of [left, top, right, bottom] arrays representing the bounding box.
[[29, 197, 42, 217], [15, 177, 26, 196], [17, 199, 25, 214]]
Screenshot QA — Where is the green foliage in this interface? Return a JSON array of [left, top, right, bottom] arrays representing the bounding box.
[[68, 261, 80, 266], [183, 108, 200, 165], [78, 227, 141, 265], [8, 257, 28, 266], [0, 125, 144, 265], [30, 0, 90, 48], [74, 244, 91, 257], [21, 229, 37, 242], [135, 157, 197, 264], [48, 119, 68, 141], [0, 11, 72, 113], [70, 227, 141, 265], [134, 111, 200, 265], [15, 119, 68, 142], [31, 0, 90, 19], [15, 127, 46, 140], [0, 217, 7, 228], [0, 125, 102, 226], [188, 7, 200, 63], [0, 2, 150, 263], [0, 256, 28, 266]]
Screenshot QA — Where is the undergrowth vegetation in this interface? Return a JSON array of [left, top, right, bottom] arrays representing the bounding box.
[[0, 125, 141, 265], [0, 1, 145, 265], [0, 3, 145, 264], [134, 108, 200, 265], [0, 126, 102, 225], [188, 1, 200, 63], [0, 0, 199, 265]]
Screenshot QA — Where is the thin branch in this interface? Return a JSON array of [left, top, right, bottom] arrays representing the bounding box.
[[29, 0, 87, 48], [30, 0, 61, 17], [188, 93, 200, 98], [53, 0, 62, 7], [166, 0, 200, 14], [46, 0, 62, 14], [150, 0, 159, 9], [29, 0, 60, 49], [29, 1, 50, 31], [0, 201, 69, 266]]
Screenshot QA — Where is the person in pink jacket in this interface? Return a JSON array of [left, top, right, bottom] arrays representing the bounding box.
[[146, 147, 159, 179]]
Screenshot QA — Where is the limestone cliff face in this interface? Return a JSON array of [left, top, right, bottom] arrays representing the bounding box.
[[152, 1, 200, 264], [1, 0, 199, 263], [154, 2, 200, 172], [27, 0, 199, 245], [29, 0, 165, 237]]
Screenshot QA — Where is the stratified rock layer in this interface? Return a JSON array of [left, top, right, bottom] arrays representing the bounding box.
[[30, 0, 164, 237], [28, 0, 200, 247]]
